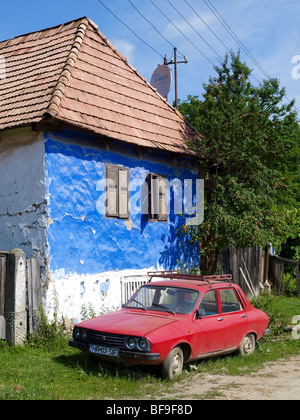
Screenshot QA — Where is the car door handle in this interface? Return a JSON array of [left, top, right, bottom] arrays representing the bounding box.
[[218, 317, 224, 321], [241, 314, 246, 318]]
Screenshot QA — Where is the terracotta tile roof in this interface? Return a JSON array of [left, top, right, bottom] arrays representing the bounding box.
[[0, 17, 198, 155]]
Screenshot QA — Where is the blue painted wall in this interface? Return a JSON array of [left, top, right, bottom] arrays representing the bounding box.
[[45, 130, 200, 276]]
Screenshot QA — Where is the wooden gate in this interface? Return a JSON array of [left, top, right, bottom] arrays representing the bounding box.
[[0, 252, 8, 339], [0, 251, 41, 342]]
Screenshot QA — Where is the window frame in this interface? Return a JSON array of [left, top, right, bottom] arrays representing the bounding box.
[[219, 288, 243, 314], [147, 172, 168, 222], [198, 290, 220, 318], [105, 164, 130, 220]]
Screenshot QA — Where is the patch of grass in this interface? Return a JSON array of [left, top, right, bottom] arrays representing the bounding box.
[[0, 294, 299, 400], [252, 293, 300, 334], [0, 340, 163, 400]]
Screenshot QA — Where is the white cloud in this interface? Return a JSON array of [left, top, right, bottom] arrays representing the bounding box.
[[164, 11, 218, 40], [111, 38, 136, 64]]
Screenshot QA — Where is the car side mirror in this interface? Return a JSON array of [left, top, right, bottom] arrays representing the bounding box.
[[196, 308, 205, 319]]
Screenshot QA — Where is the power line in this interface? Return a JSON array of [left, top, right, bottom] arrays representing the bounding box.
[[202, 0, 299, 112], [149, 0, 215, 67], [202, 0, 269, 80], [184, 0, 230, 53], [96, 0, 164, 59], [127, 0, 184, 58], [166, 0, 223, 61]]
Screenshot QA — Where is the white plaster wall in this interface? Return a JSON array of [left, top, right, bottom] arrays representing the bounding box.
[[0, 128, 47, 264], [45, 267, 156, 323]]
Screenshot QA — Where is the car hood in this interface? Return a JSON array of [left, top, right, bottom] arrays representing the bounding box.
[[77, 309, 178, 337]]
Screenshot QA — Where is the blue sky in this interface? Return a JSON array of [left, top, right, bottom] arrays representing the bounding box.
[[1, 0, 300, 112]]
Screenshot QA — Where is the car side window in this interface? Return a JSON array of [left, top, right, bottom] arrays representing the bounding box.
[[198, 290, 219, 317], [220, 288, 242, 314]]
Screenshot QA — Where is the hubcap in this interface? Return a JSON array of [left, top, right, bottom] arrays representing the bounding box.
[[244, 336, 252, 354], [172, 353, 182, 374]]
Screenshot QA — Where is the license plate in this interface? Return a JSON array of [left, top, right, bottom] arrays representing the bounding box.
[[89, 344, 119, 357]]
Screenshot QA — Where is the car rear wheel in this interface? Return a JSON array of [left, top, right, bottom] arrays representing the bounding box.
[[239, 333, 256, 355], [162, 346, 184, 380]]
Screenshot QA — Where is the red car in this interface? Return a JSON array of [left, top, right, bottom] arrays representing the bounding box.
[[69, 272, 270, 380]]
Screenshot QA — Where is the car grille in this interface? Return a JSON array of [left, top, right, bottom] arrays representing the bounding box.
[[86, 330, 125, 348]]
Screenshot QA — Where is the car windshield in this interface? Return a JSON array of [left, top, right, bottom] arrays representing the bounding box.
[[125, 285, 200, 315]]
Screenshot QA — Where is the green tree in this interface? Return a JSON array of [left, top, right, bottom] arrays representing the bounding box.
[[178, 51, 300, 272]]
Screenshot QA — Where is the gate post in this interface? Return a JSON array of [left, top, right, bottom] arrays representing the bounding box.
[[5, 249, 27, 346]]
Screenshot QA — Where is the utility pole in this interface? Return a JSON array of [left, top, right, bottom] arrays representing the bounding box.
[[164, 47, 188, 109]]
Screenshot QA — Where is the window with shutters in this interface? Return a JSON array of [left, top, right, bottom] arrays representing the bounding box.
[[147, 173, 168, 222], [105, 165, 129, 219]]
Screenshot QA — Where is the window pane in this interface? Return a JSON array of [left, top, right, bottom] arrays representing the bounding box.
[[126, 286, 199, 314], [199, 290, 219, 317], [220, 289, 241, 313]]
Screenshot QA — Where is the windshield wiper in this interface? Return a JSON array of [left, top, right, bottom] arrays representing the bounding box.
[[127, 299, 147, 311], [151, 303, 175, 315]]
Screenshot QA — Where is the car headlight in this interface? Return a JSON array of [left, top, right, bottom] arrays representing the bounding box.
[[127, 337, 136, 349], [74, 328, 88, 341], [139, 339, 149, 351], [74, 328, 81, 339]]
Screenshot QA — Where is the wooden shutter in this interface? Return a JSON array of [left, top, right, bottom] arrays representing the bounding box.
[[148, 173, 168, 222], [150, 174, 159, 219], [158, 176, 168, 221], [106, 166, 118, 217], [118, 168, 129, 219]]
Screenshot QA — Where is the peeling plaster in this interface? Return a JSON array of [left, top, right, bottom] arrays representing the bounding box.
[[42, 131, 200, 319], [0, 129, 48, 273], [125, 219, 133, 231]]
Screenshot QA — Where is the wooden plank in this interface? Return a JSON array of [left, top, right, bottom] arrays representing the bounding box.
[[26, 257, 41, 334], [31, 257, 41, 310], [0, 256, 6, 317], [270, 255, 298, 266], [239, 268, 255, 298], [26, 259, 33, 335]]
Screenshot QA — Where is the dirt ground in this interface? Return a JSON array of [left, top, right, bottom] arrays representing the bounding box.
[[163, 355, 300, 400]]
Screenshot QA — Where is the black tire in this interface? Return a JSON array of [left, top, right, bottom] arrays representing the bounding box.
[[162, 346, 184, 380], [239, 333, 256, 355]]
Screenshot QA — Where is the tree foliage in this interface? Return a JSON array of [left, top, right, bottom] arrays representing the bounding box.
[[178, 51, 300, 271]]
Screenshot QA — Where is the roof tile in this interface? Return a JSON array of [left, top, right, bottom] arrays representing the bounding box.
[[0, 17, 198, 154]]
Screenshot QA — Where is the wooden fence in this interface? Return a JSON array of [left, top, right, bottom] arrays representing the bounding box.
[[269, 255, 300, 294], [221, 246, 300, 298], [221, 246, 272, 298]]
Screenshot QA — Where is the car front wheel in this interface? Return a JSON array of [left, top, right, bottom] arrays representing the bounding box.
[[162, 346, 184, 380], [239, 333, 256, 355]]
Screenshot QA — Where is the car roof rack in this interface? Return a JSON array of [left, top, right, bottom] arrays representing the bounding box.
[[147, 271, 232, 288]]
